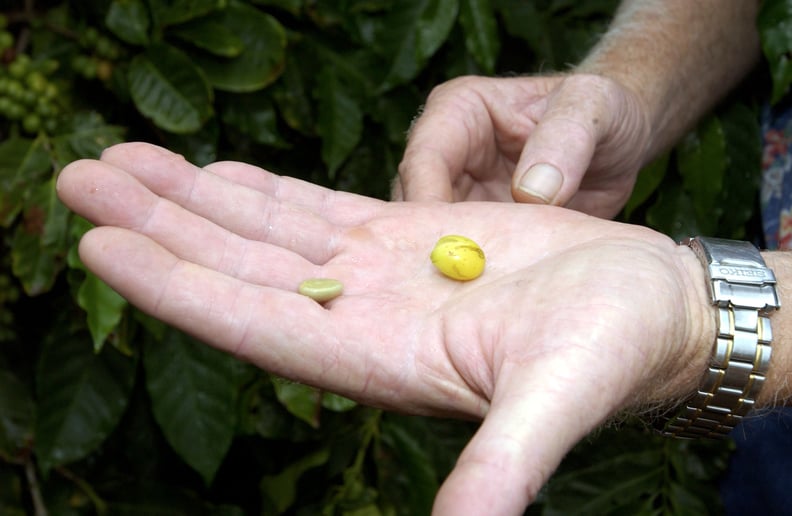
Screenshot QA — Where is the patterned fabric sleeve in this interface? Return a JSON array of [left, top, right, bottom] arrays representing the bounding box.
[[720, 102, 792, 514], [761, 102, 792, 250]]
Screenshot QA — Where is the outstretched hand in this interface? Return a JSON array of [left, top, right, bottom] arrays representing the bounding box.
[[58, 143, 711, 515], [395, 74, 651, 218]]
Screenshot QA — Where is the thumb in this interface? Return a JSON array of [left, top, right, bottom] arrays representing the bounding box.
[[432, 365, 613, 515], [510, 78, 609, 207]]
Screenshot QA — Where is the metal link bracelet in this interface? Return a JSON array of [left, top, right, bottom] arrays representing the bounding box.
[[658, 237, 780, 439]]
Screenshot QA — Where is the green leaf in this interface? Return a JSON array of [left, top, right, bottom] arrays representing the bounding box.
[[10, 177, 70, 296], [306, 2, 381, 31], [379, 417, 439, 515], [370, 86, 423, 145], [251, 0, 303, 15], [667, 438, 732, 494], [235, 376, 316, 440], [0, 137, 50, 228], [374, 0, 459, 90], [260, 448, 330, 514], [759, 0, 792, 104], [221, 92, 287, 146], [645, 183, 701, 241], [494, 0, 615, 69], [543, 450, 664, 514], [160, 118, 220, 166], [495, 1, 546, 57], [105, 484, 232, 515], [192, 3, 287, 92], [0, 464, 27, 514], [11, 219, 59, 296], [128, 44, 214, 133], [106, 0, 150, 46], [133, 310, 168, 341], [413, 0, 460, 61], [718, 102, 762, 238], [170, 16, 245, 57], [143, 328, 238, 484], [668, 483, 709, 515], [66, 215, 93, 267], [554, 467, 663, 514], [549, 0, 620, 16], [315, 67, 364, 176], [334, 504, 382, 516], [150, 0, 224, 28], [40, 177, 70, 250], [322, 392, 357, 412], [50, 112, 126, 164], [271, 377, 321, 428], [459, 0, 500, 73], [542, 426, 730, 514], [67, 220, 127, 356], [271, 54, 315, 134], [307, 37, 378, 97], [34, 334, 136, 472], [677, 116, 727, 232], [0, 369, 35, 459], [332, 137, 396, 199], [76, 271, 128, 352], [623, 154, 668, 221]]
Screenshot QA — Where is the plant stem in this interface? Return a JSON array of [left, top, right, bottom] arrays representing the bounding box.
[[56, 466, 108, 516], [24, 456, 48, 516]]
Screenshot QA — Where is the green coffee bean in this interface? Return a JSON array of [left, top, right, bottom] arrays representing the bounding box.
[[298, 278, 344, 303]]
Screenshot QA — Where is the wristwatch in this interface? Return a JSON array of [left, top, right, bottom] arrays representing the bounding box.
[[659, 237, 780, 439]]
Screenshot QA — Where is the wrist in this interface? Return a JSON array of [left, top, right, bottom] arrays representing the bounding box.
[[571, 65, 659, 165], [625, 240, 716, 412], [648, 242, 717, 404], [657, 239, 785, 438], [758, 252, 792, 407]]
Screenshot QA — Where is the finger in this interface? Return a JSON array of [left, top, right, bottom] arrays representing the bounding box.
[[511, 77, 608, 207], [396, 145, 455, 202], [397, 81, 492, 202], [202, 160, 384, 225], [78, 227, 368, 392], [59, 154, 343, 264], [433, 357, 619, 515], [100, 142, 382, 229], [57, 159, 322, 284], [390, 174, 404, 201]]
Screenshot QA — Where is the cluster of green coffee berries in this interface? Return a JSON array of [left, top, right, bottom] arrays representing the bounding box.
[[0, 53, 61, 135], [71, 27, 121, 81]]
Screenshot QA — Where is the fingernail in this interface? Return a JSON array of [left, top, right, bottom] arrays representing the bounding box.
[[517, 163, 562, 203]]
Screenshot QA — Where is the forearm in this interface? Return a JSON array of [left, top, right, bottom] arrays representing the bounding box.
[[577, 0, 761, 164]]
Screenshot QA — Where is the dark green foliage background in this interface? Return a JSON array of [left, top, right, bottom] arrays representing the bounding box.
[[0, 0, 789, 514]]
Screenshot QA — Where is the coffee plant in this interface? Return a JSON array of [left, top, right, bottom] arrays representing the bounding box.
[[1, 0, 789, 514]]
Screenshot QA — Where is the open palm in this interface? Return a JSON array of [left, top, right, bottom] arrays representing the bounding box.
[[57, 143, 710, 515]]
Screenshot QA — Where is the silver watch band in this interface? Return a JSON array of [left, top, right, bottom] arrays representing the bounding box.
[[659, 237, 780, 439]]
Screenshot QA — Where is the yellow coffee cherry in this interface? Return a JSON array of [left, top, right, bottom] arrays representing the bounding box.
[[298, 278, 344, 303], [430, 235, 485, 281]]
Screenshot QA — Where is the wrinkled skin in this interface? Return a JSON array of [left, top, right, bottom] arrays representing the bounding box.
[[57, 143, 711, 515], [395, 74, 651, 218]]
